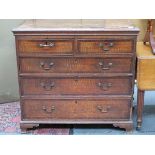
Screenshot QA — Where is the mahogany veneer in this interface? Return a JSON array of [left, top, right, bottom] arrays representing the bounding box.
[[13, 20, 139, 132]]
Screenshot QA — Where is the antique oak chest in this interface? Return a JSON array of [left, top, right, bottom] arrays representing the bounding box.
[[13, 20, 139, 132]]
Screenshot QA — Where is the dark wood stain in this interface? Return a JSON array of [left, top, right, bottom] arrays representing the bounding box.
[[13, 26, 139, 132]]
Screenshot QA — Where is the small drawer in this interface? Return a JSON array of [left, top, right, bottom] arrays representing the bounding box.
[[18, 39, 74, 54], [22, 99, 131, 120], [78, 39, 133, 53], [21, 77, 132, 95], [20, 57, 132, 73]]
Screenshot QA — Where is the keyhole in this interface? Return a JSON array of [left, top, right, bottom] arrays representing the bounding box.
[[74, 76, 79, 82]]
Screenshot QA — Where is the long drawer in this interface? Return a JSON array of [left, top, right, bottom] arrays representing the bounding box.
[[22, 99, 131, 120], [21, 77, 132, 95], [20, 57, 132, 73]]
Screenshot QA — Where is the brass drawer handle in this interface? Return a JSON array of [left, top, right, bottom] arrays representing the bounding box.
[[40, 81, 55, 90], [98, 61, 113, 70], [40, 61, 54, 70], [99, 42, 114, 52], [42, 105, 55, 113], [39, 42, 55, 47], [97, 82, 112, 91], [97, 105, 111, 113]]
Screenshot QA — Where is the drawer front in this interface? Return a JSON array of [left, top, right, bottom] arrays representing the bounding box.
[[137, 59, 155, 90], [21, 77, 132, 95], [22, 99, 131, 120], [20, 57, 132, 73], [18, 39, 74, 53], [78, 40, 133, 53]]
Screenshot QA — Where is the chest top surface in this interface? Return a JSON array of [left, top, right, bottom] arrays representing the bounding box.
[[12, 19, 139, 33]]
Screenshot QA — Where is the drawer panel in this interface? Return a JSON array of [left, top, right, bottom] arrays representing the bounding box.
[[20, 57, 132, 73], [21, 77, 132, 95], [78, 40, 133, 53], [22, 99, 131, 120], [18, 39, 74, 54]]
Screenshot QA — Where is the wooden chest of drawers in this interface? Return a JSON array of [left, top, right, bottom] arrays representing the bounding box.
[[13, 20, 139, 132]]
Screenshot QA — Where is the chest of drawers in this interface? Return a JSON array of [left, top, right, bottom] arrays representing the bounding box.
[[13, 20, 139, 132]]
